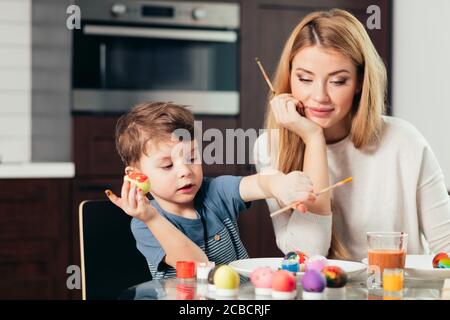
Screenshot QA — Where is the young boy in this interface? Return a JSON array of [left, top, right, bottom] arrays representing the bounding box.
[[106, 101, 317, 279]]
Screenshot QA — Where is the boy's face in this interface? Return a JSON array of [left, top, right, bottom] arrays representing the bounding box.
[[130, 138, 203, 207]]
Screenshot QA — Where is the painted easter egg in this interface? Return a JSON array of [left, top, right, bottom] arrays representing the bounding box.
[[208, 265, 221, 285], [125, 172, 151, 194], [281, 259, 299, 273], [301, 270, 326, 292], [305, 255, 328, 273], [250, 267, 275, 289], [438, 258, 450, 269], [321, 266, 348, 288], [272, 270, 296, 292], [214, 265, 240, 290], [284, 251, 308, 264], [251, 267, 275, 295], [433, 252, 449, 268]]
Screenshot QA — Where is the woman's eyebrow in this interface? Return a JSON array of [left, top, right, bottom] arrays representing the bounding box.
[[295, 67, 350, 76], [156, 155, 171, 162]]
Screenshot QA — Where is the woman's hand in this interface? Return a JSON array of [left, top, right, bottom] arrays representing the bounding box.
[[105, 177, 157, 223], [269, 171, 316, 213], [270, 93, 323, 144]]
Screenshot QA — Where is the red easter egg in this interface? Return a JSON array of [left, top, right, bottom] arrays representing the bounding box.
[[272, 270, 296, 292]]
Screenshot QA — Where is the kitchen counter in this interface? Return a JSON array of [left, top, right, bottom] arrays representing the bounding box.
[[0, 162, 75, 179]]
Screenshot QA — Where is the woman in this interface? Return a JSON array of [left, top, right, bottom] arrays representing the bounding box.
[[253, 9, 450, 261]]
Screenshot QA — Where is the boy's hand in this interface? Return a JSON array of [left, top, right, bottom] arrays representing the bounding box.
[[270, 171, 316, 213], [105, 177, 157, 223]]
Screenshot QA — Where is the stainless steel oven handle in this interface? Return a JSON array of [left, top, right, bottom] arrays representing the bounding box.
[[83, 25, 237, 43]]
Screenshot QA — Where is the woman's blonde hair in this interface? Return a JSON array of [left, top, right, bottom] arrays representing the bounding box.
[[265, 9, 387, 259]]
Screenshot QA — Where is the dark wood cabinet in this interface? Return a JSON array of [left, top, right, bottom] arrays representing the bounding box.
[[0, 179, 71, 299], [73, 115, 124, 177]]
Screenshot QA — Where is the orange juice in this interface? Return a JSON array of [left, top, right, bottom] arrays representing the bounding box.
[[368, 249, 406, 274], [383, 269, 404, 292]]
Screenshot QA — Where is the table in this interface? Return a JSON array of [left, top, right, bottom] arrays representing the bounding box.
[[119, 275, 446, 300]]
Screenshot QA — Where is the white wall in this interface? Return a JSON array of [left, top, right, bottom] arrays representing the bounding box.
[[31, 0, 72, 162], [393, 0, 450, 190], [0, 0, 31, 163]]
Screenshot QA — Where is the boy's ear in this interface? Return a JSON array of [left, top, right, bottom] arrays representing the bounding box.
[[124, 166, 139, 175]]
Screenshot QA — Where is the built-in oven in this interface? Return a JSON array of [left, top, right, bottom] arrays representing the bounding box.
[[72, 0, 240, 115]]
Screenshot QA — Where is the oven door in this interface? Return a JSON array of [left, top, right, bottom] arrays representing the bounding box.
[[72, 24, 239, 115]]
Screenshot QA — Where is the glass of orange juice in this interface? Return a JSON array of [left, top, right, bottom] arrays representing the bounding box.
[[367, 232, 408, 288], [383, 268, 404, 299]]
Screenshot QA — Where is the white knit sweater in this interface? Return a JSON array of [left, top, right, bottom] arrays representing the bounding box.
[[253, 116, 450, 261]]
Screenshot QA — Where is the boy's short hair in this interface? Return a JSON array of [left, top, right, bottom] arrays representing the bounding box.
[[115, 101, 195, 166]]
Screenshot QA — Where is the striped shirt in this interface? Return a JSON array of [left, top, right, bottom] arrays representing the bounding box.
[[131, 176, 250, 279]]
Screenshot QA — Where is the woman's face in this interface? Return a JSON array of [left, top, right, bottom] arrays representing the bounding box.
[[290, 46, 360, 139]]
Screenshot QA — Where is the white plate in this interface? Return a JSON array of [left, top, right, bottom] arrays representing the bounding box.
[[229, 257, 367, 278], [362, 255, 450, 280]]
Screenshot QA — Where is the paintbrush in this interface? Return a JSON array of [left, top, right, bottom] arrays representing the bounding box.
[[269, 177, 353, 218], [255, 57, 276, 95]]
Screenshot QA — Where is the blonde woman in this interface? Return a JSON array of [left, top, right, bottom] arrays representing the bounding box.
[[253, 9, 450, 261]]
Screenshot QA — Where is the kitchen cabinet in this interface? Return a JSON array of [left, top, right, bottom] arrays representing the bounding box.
[[73, 115, 123, 177], [0, 179, 71, 299]]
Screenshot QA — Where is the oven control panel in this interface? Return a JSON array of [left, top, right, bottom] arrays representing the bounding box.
[[77, 0, 239, 29]]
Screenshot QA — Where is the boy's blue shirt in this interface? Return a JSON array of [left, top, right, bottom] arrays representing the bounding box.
[[131, 175, 251, 279]]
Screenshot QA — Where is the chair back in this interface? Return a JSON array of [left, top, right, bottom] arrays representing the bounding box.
[[79, 200, 151, 300]]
